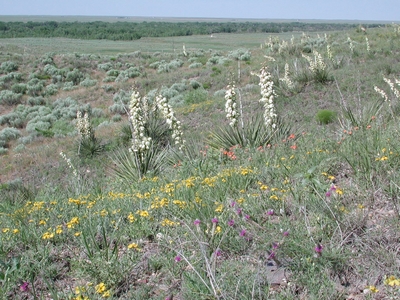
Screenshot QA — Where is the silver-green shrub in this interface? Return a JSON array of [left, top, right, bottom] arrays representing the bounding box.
[[45, 84, 59, 96], [1, 61, 18, 73], [97, 62, 113, 72], [11, 83, 27, 94], [228, 48, 251, 61], [80, 78, 97, 87], [189, 62, 203, 69], [102, 76, 116, 82], [106, 69, 119, 77], [27, 78, 44, 96], [0, 127, 21, 143], [113, 90, 131, 105], [109, 103, 126, 114], [0, 90, 23, 105], [66, 69, 84, 85], [27, 96, 46, 106]]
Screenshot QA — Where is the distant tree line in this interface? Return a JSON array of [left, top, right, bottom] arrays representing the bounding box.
[[0, 21, 380, 40]]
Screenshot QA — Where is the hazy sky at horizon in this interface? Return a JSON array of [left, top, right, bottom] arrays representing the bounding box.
[[0, 0, 399, 21]]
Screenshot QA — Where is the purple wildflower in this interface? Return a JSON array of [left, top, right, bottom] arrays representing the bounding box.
[[211, 217, 219, 224], [193, 219, 201, 226], [283, 231, 289, 237], [174, 255, 182, 262], [20, 282, 29, 292], [267, 209, 274, 216], [228, 219, 235, 226], [244, 214, 250, 220], [314, 244, 323, 254], [239, 229, 246, 237], [267, 251, 276, 259], [236, 207, 242, 215]]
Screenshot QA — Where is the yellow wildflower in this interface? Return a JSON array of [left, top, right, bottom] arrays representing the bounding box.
[[136, 210, 149, 218], [385, 275, 400, 286], [335, 188, 344, 195], [127, 213, 135, 223], [42, 232, 54, 240], [102, 290, 111, 298], [215, 203, 224, 213], [368, 285, 379, 293], [128, 243, 139, 250], [95, 283, 107, 294]]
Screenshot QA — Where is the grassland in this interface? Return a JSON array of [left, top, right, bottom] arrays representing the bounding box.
[[1, 23, 400, 300]]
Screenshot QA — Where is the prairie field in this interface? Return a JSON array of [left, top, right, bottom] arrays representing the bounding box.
[[1, 22, 400, 300]]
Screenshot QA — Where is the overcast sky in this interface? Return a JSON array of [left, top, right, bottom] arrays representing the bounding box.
[[0, 0, 399, 21]]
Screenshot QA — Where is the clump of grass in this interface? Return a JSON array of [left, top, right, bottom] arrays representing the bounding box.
[[316, 109, 337, 124]]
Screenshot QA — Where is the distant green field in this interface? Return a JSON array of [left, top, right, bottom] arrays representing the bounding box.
[[0, 32, 300, 55]]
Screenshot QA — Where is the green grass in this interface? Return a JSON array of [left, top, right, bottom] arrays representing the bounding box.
[[1, 24, 400, 299]]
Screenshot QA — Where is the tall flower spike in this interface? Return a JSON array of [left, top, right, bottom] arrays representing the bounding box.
[[224, 84, 239, 127], [156, 95, 185, 150], [257, 66, 277, 130], [129, 89, 152, 155]]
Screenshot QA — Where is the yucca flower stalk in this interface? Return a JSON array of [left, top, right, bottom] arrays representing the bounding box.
[[302, 50, 329, 83], [129, 89, 152, 155], [383, 77, 400, 100], [76, 111, 93, 140], [224, 84, 240, 128], [347, 37, 354, 54], [365, 37, 370, 53], [156, 95, 185, 150], [280, 63, 294, 90], [256, 66, 277, 130]]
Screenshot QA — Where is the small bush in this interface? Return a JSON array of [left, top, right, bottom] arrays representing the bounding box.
[[27, 78, 44, 96], [189, 62, 203, 69], [0, 90, 23, 105], [102, 85, 115, 93], [106, 69, 120, 77], [109, 103, 126, 114], [45, 84, 59, 95], [11, 83, 27, 94], [112, 114, 122, 122], [1, 61, 18, 73], [66, 69, 85, 85], [80, 78, 97, 87], [97, 62, 113, 72], [185, 89, 208, 105], [316, 109, 337, 124], [27, 96, 46, 106]]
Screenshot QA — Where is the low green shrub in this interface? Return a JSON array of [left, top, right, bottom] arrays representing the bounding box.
[[316, 109, 337, 124]]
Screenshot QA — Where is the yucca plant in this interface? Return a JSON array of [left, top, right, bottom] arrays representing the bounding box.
[[111, 144, 169, 183]]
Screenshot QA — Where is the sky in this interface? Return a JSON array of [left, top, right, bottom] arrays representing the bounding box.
[[0, 0, 399, 22]]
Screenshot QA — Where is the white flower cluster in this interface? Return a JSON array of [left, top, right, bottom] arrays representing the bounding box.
[[280, 63, 294, 90], [326, 44, 333, 62], [60, 151, 78, 178], [347, 37, 354, 53], [76, 111, 92, 139], [383, 77, 400, 100], [129, 90, 152, 153], [224, 84, 239, 127], [365, 37, 370, 53], [374, 86, 389, 102], [302, 50, 326, 74], [156, 95, 185, 150], [257, 66, 277, 129]]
